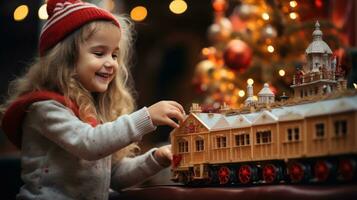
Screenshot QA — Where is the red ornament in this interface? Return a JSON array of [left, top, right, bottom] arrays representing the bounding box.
[[223, 39, 252, 73], [212, 0, 227, 12], [315, 0, 323, 9]]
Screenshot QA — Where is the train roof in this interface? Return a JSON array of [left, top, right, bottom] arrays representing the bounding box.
[[189, 95, 357, 130]]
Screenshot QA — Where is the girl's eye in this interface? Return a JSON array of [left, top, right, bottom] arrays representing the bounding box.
[[93, 52, 104, 56]]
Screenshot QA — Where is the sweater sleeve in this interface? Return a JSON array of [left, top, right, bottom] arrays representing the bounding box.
[[25, 100, 156, 161], [110, 148, 165, 191]]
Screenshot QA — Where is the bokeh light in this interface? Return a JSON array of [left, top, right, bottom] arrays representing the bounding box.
[[130, 6, 148, 21], [14, 5, 29, 21]]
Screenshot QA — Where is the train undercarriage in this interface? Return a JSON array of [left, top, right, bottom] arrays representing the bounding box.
[[171, 155, 357, 185]]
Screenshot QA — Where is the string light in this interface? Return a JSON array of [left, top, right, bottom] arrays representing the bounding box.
[[279, 69, 286, 76], [169, 0, 188, 15], [262, 12, 270, 20], [14, 5, 29, 21], [247, 78, 254, 85], [289, 12, 298, 20], [130, 6, 147, 22], [267, 45, 274, 53], [289, 1, 298, 8], [38, 4, 48, 20], [238, 90, 245, 97], [202, 48, 210, 56]]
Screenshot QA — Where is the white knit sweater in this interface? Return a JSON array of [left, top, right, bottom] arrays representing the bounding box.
[[16, 100, 164, 200]]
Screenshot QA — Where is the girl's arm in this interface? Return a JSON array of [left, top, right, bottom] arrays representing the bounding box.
[[24, 100, 156, 160], [110, 148, 164, 190]]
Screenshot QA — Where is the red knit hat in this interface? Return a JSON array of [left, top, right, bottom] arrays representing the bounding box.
[[39, 0, 120, 56]]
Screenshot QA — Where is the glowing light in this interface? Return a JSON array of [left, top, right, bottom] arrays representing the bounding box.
[[202, 48, 210, 56], [247, 78, 254, 85], [228, 83, 235, 90], [289, 12, 298, 20], [130, 6, 147, 22], [227, 71, 235, 80], [38, 4, 48, 20], [279, 69, 286, 76], [354, 83, 357, 89], [262, 12, 270, 20], [220, 83, 227, 92], [14, 5, 29, 21], [238, 90, 245, 97], [169, 0, 188, 15], [289, 1, 298, 8], [253, 95, 258, 101], [267, 45, 275, 53], [213, 71, 221, 80]]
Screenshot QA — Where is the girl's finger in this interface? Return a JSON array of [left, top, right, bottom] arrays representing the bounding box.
[[167, 101, 185, 115]]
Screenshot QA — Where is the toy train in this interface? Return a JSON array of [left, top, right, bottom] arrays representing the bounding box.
[[170, 22, 357, 185], [170, 94, 357, 185]]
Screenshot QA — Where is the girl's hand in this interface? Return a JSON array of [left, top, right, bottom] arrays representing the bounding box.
[[154, 145, 172, 167], [148, 101, 185, 128]]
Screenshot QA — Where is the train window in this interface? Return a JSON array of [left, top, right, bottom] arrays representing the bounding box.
[[334, 120, 347, 137], [315, 123, 325, 138], [287, 127, 300, 142], [216, 136, 227, 148], [178, 139, 188, 153], [246, 134, 250, 145], [235, 133, 250, 146], [294, 128, 300, 140], [195, 138, 204, 152], [256, 130, 271, 144]]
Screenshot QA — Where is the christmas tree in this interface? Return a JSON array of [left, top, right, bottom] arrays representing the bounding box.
[[192, 0, 349, 111]]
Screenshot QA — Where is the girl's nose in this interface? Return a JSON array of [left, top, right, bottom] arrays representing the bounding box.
[[104, 57, 116, 68], [103, 61, 115, 73]]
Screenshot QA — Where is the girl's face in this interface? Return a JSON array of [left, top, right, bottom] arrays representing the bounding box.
[[76, 24, 120, 93]]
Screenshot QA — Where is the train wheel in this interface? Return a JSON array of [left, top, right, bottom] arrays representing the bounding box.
[[288, 162, 307, 183], [338, 158, 356, 181], [207, 167, 218, 185], [218, 166, 230, 184], [262, 164, 279, 183], [314, 160, 332, 182], [179, 170, 193, 185], [238, 165, 257, 184]]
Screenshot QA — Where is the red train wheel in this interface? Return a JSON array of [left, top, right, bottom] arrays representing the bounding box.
[[218, 166, 230, 184], [314, 160, 331, 182], [288, 162, 305, 183], [238, 165, 252, 184], [338, 159, 355, 181], [262, 164, 277, 183]]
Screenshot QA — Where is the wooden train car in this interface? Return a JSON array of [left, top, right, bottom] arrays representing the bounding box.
[[170, 95, 357, 185], [170, 22, 357, 185]]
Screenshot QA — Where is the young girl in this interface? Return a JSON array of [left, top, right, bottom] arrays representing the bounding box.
[[0, 0, 185, 199]]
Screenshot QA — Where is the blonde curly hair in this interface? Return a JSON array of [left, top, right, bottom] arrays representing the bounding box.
[[0, 15, 139, 161]]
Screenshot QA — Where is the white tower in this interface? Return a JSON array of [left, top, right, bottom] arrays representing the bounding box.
[[245, 84, 257, 106], [305, 21, 333, 72], [258, 83, 275, 104], [291, 21, 342, 99]]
